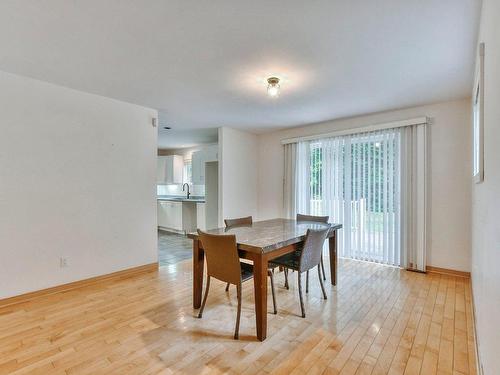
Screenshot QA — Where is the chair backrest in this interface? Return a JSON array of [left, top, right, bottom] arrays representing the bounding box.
[[197, 230, 242, 285], [299, 227, 330, 272], [296, 213, 329, 223], [224, 216, 253, 228]]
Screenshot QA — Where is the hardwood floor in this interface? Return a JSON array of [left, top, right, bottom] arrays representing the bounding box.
[[0, 258, 477, 375]]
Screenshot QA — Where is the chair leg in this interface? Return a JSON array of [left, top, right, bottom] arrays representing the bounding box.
[[320, 255, 326, 281], [234, 284, 242, 339], [198, 276, 211, 318], [298, 272, 306, 318], [318, 266, 327, 300], [225, 282, 230, 292], [284, 268, 289, 290], [268, 270, 277, 314], [306, 270, 309, 293]]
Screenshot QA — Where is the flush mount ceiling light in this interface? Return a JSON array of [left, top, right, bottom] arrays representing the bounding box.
[[267, 77, 280, 97]]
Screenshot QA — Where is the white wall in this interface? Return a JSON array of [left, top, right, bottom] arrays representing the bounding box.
[[158, 144, 217, 159], [257, 99, 471, 272], [0, 71, 158, 299], [219, 127, 258, 225], [471, 1, 500, 373]]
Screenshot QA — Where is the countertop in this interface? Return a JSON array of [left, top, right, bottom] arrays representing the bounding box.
[[157, 195, 205, 203]]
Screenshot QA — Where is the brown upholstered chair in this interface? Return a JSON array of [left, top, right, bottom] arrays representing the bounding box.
[[269, 227, 330, 318], [196, 230, 277, 339]]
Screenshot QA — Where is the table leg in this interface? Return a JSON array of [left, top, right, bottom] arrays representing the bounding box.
[[193, 239, 204, 308], [329, 232, 337, 286], [253, 254, 268, 341]]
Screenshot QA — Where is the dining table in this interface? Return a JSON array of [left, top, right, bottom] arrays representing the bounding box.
[[188, 218, 342, 341]]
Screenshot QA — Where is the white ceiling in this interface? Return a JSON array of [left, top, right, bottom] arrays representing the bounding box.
[[158, 127, 218, 149], [0, 1, 480, 137], [157, 111, 218, 149]]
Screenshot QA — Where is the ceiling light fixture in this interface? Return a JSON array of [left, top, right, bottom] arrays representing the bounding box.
[[267, 77, 280, 97]]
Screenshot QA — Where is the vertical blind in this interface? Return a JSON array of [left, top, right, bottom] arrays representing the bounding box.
[[284, 123, 428, 270], [306, 129, 401, 265]]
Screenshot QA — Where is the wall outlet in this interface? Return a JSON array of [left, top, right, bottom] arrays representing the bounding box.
[[59, 257, 68, 268]]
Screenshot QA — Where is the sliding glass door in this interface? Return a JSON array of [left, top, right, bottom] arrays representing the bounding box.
[[300, 129, 402, 266]]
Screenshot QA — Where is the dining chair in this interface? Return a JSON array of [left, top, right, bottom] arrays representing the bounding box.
[[224, 216, 253, 292], [224, 216, 285, 309], [224, 215, 253, 227], [196, 230, 277, 339], [269, 227, 330, 318], [282, 214, 329, 290]]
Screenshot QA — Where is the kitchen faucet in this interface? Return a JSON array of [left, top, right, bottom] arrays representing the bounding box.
[[182, 183, 191, 199]]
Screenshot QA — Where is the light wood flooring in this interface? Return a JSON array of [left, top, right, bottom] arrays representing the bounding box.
[[0, 258, 477, 375]]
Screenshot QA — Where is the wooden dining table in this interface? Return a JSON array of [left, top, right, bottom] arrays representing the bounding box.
[[188, 218, 342, 341]]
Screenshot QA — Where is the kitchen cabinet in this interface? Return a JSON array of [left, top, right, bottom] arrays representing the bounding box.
[[191, 151, 204, 185], [157, 200, 198, 233], [170, 201, 183, 230], [204, 144, 218, 162], [192, 145, 218, 185], [157, 200, 182, 231], [196, 203, 206, 230], [157, 200, 169, 228], [157, 155, 183, 184]]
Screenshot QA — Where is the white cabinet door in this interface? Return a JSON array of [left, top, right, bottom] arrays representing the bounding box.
[[157, 157, 167, 184], [191, 146, 218, 185], [158, 200, 182, 230], [166, 155, 184, 184], [165, 201, 173, 228], [158, 155, 184, 184], [157, 201, 169, 227], [205, 145, 218, 162], [170, 201, 183, 230], [191, 151, 204, 185]]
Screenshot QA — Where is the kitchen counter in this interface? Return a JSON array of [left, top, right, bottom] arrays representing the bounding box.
[[157, 195, 205, 203]]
